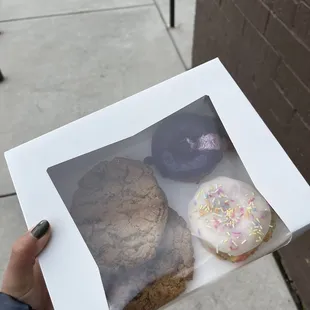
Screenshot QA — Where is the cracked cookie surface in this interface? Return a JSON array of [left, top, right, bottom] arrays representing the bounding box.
[[107, 208, 195, 310], [70, 157, 169, 270]]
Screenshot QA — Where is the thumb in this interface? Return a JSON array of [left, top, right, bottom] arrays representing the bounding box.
[[1, 220, 51, 293], [10, 220, 51, 269]]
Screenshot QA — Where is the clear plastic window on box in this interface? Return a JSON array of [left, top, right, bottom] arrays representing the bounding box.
[[47, 96, 291, 310]]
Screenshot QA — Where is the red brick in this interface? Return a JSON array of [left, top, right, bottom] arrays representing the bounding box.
[[199, 0, 223, 40], [239, 21, 279, 86], [201, 0, 244, 77], [242, 21, 266, 61], [194, 1, 243, 75], [257, 46, 280, 82], [221, 0, 245, 32], [284, 142, 310, 182], [285, 114, 310, 172], [289, 113, 310, 144], [236, 64, 294, 137], [259, 89, 293, 143], [273, 0, 298, 27], [257, 82, 296, 144], [265, 14, 310, 87], [192, 0, 222, 65], [219, 35, 242, 76], [236, 63, 258, 102], [211, 0, 222, 6], [233, 0, 270, 33], [275, 62, 310, 125], [218, 8, 244, 75], [193, 0, 310, 184], [294, 2, 310, 47], [260, 81, 295, 124], [203, 5, 227, 56], [261, 0, 275, 8]]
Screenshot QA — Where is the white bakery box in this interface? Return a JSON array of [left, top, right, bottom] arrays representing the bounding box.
[[5, 58, 310, 310]]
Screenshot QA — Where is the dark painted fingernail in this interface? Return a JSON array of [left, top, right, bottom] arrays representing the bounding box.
[[0, 70, 5, 83], [31, 220, 50, 239]]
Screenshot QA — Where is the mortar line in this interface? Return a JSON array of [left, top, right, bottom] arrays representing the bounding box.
[[152, 0, 188, 70], [0, 3, 154, 24]]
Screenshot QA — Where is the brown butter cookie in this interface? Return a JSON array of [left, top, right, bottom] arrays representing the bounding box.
[[107, 208, 195, 310], [70, 157, 169, 269]]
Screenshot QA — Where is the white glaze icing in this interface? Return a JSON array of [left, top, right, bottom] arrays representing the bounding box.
[[188, 177, 272, 256]]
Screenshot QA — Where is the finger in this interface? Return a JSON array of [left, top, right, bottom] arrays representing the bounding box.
[[35, 264, 54, 310], [27, 262, 52, 310], [5, 220, 51, 280]]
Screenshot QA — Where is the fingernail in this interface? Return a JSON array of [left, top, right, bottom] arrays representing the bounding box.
[[0, 70, 5, 83], [31, 220, 50, 239]]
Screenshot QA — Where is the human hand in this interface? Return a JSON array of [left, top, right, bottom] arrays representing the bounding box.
[[1, 220, 52, 310]]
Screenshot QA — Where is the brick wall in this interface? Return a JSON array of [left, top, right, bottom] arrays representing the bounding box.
[[193, 0, 310, 183]]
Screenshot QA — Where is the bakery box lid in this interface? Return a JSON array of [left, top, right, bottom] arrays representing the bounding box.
[[5, 58, 310, 310]]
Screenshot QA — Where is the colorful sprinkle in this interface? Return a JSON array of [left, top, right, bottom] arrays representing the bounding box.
[[232, 231, 241, 236], [248, 197, 255, 204], [192, 182, 270, 256], [199, 209, 208, 217], [196, 190, 203, 199]]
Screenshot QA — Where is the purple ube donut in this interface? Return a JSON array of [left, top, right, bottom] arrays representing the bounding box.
[[144, 113, 226, 182]]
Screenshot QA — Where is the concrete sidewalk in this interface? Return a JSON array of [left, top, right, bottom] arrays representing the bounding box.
[[0, 0, 296, 309]]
